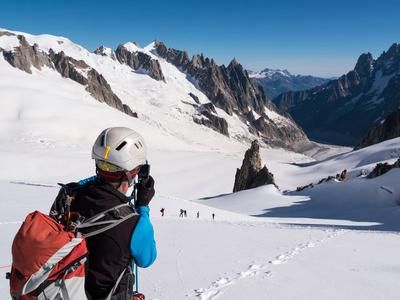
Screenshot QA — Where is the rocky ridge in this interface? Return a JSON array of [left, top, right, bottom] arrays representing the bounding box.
[[0, 31, 137, 117], [153, 41, 310, 151], [114, 44, 165, 81], [0, 30, 312, 151]]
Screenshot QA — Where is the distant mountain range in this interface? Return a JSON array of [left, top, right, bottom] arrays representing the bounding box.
[[273, 43, 400, 146], [248, 68, 329, 99], [0, 29, 312, 152]]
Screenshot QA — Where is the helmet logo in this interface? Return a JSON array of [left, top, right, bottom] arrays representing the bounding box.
[[103, 146, 111, 159]]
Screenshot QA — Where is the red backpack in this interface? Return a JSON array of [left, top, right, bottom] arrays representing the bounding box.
[[9, 211, 87, 299], [7, 183, 138, 300]]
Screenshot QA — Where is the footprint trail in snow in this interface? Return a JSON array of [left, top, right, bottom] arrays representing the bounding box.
[[191, 229, 343, 300]]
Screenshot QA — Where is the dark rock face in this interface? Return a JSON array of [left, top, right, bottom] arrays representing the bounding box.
[[194, 114, 229, 137], [249, 68, 329, 99], [194, 102, 229, 136], [233, 140, 276, 192], [354, 53, 374, 79], [193, 114, 229, 136], [49, 50, 89, 85], [115, 45, 165, 81], [0, 32, 137, 118], [2, 35, 53, 73], [251, 115, 308, 149], [367, 159, 400, 178], [94, 45, 116, 60], [355, 109, 400, 149], [0, 31, 15, 37], [154, 41, 310, 150], [188, 92, 200, 104], [274, 43, 400, 146]]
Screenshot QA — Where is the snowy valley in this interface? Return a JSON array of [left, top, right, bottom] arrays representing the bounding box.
[[0, 29, 400, 300]]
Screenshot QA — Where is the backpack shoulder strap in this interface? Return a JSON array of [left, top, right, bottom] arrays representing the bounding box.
[[76, 203, 138, 238]]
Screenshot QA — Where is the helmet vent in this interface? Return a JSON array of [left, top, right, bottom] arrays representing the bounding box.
[[134, 143, 139, 149], [138, 141, 143, 147], [116, 141, 127, 151], [100, 134, 106, 147]]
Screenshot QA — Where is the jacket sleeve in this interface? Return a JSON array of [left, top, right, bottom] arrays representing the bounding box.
[[130, 206, 157, 268]]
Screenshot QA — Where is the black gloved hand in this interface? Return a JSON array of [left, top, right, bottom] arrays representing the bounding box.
[[136, 176, 155, 207]]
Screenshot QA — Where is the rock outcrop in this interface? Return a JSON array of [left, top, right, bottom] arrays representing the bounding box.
[[188, 92, 200, 104], [94, 45, 116, 60], [355, 109, 400, 149], [115, 44, 165, 81], [233, 140, 276, 192], [367, 159, 400, 178], [0, 32, 137, 118], [274, 43, 400, 146], [2, 34, 53, 73], [49, 50, 89, 85], [194, 102, 229, 136]]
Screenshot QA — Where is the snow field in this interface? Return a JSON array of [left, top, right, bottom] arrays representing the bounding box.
[[1, 28, 400, 300]]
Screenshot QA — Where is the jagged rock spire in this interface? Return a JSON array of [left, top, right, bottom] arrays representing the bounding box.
[[233, 140, 276, 192]]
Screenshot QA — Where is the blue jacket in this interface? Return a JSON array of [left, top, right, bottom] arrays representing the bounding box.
[[131, 205, 157, 267]]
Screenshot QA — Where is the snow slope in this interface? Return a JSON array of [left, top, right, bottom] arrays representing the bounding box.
[[1, 28, 400, 300]]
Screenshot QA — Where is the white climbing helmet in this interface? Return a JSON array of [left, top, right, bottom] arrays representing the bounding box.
[[92, 127, 147, 174]]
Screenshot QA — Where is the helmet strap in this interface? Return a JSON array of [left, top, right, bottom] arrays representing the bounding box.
[[125, 171, 133, 187]]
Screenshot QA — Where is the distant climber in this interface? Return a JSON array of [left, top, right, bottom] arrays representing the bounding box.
[[212, 213, 215, 221], [160, 207, 165, 216], [339, 169, 347, 181], [197, 211, 200, 219]]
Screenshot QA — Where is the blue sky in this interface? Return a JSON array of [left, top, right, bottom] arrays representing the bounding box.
[[1, 0, 399, 77]]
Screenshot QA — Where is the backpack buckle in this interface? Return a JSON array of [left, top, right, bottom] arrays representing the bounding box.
[[109, 208, 121, 219]]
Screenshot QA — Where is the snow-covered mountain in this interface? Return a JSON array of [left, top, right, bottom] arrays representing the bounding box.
[[1, 28, 400, 300], [248, 68, 329, 99], [274, 43, 400, 146], [0, 28, 311, 152]]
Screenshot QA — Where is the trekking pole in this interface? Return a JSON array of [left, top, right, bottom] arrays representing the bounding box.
[[132, 180, 139, 293], [131, 179, 140, 293], [135, 263, 139, 292]]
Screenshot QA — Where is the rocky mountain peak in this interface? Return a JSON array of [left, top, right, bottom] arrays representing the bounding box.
[[122, 41, 141, 52], [115, 44, 165, 81], [375, 43, 400, 75], [386, 43, 400, 56], [94, 45, 116, 60], [354, 52, 374, 78], [260, 68, 291, 77], [153, 41, 168, 57], [228, 57, 239, 67], [273, 42, 400, 146], [149, 40, 311, 150]]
